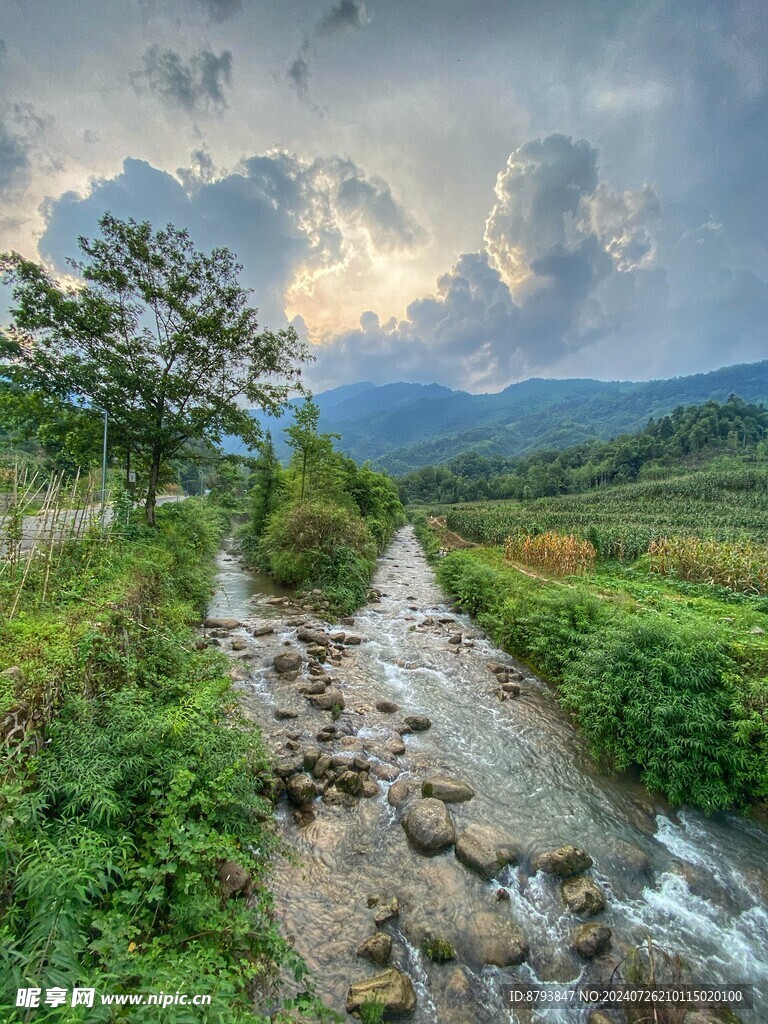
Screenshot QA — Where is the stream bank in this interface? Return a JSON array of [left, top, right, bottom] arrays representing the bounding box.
[[207, 529, 768, 1023]]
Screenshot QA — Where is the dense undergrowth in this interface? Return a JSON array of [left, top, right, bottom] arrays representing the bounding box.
[[241, 405, 404, 616], [433, 544, 768, 813], [0, 500, 329, 1022]]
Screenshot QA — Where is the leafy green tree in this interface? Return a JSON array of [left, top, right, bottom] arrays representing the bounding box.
[[284, 397, 338, 500], [1, 214, 308, 524]]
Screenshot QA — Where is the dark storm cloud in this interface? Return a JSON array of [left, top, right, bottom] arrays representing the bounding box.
[[194, 0, 242, 22], [38, 150, 423, 327], [133, 47, 233, 114], [0, 103, 57, 197]]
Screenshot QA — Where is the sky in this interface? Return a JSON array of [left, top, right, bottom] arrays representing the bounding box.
[[1, 0, 767, 393]]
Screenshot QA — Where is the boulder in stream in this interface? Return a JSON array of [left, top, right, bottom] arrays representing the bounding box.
[[273, 707, 298, 720], [533, 845, 594, 877], [204, 617, 240, 630], [357, 932, 392, 965], [371, 895, 400, 925], [346, 968, 416, 1018], [462, 910, 529, 967], [387, 779, 414, 807], [403, 715, 432, 732], [336, 770, 363, 796], [376, 700, 400, 713], [307, 687, 345, 711], [402, 798, 456, 854], [216, 860, 252, 899], [285, 773, 317, 805], [274, 651, 303, 674], [421, 777, 475, 804], [561, 875, 606, 915], [454, 824, 519, 880], [572, 922, 612, 958], [251, 624, 274, 637]]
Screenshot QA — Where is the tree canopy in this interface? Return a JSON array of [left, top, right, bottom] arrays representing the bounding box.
[[1, 214, 308, 522]]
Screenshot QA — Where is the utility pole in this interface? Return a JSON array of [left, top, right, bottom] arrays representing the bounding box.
[[100, 409, 109, 516]]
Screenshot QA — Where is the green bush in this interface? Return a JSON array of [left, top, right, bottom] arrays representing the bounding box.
[[435, 550, 767, 811], [259, 499, 379, 613]]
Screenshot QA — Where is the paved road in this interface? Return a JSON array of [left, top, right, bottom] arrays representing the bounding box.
[[3, 493, 188, 556]]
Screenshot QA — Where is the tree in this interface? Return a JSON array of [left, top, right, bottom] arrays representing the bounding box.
[[1, 214, 308, 524], [284, 397, 338, 500], [248, 433, 283, 536]]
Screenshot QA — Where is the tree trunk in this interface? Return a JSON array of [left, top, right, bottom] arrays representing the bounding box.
[[146, 449, 161, 526]]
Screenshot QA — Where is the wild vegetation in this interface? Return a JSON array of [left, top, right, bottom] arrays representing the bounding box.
[[242, 400, 404, 615], [433, 544, 768, 812], [0, 499, 333, 1022], [0, 218, 337, 1021]]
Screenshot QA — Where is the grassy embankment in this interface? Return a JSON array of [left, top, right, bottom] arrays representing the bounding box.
[[0, 499, 332, 1023], [412, 466, 768, 814]]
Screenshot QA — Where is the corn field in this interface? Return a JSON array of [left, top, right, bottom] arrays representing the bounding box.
[[504, 530, 597, 576], [441, 466, 768, 562], [648, 535, 768, 595]]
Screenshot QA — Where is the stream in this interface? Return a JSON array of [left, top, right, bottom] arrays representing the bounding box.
[[208, 528, 768, 1023]]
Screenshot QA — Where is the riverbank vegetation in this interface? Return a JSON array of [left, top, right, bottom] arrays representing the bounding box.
[[0, 499, 333, 1022], [412, 449, 768, 813], [242, 399, 404, 615]]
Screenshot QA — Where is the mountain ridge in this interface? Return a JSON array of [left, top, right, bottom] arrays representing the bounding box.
[[224, 360, 768, 473]]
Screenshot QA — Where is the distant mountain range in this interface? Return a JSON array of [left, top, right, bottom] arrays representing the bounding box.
[[225, 360, 768, 475]]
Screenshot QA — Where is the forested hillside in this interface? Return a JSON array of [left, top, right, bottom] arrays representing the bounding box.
[[229, 360, 768, 472], [398, 395, 768, 504]]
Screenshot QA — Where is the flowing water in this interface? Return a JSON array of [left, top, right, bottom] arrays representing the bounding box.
[[211, 528, 768, 1023]]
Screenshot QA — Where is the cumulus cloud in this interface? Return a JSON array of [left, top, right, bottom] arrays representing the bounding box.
[[133, 46, 233, 114], [311, 132, 768, 391], [38, 148, 423, 329]]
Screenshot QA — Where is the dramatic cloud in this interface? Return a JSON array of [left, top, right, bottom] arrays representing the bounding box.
[[194, 0, 242, 22], [0, 103, 57, 198], [133, 47, 233, 114], [38, 149, 423, 329], [311, 133, 768, 390]]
